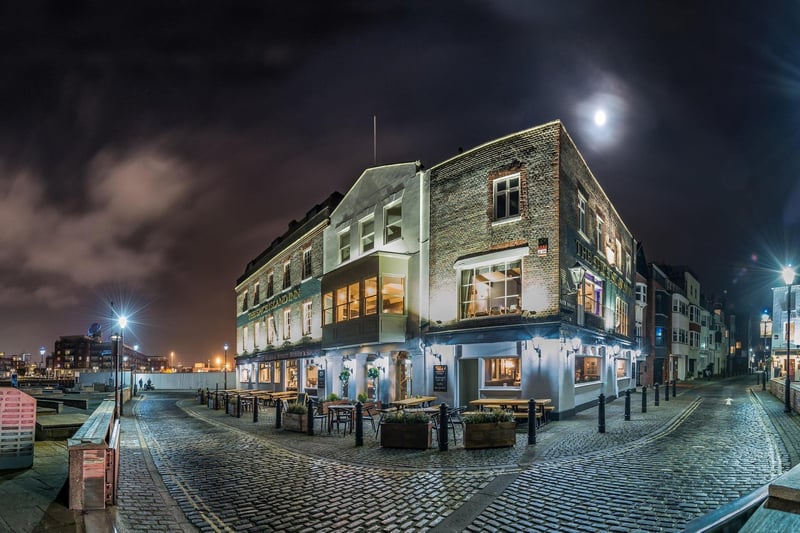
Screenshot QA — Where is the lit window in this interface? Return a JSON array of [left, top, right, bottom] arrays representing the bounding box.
[[493, 174, 520, 221], [596, 216, 604, 252], [282, 261, 291, 289], [253, 283, 260, 306], [578, 194, 586, 235], [578, 272, 603, 316], [625, 252, 632, 280], [460, 260, 521, 319], [283, 309, 291, 339], [384, 203, 402, 243], [302, 301, 312, 336], [302, 248, 312, 279], [364, 277, 377, 315], [242, 291, 248, 312], [575, 354, 601, 383], [615, 358, 627, 378], [348, 282, 361, 319], [323, 293, 333, 325], [482, 357, 520, 388], [615, 297, 629, 336], [339, 231, 350, 262], [381, 275, 405, 314], [361, 216, 375, 252], [336, 287, 348, 323], [268, 316, 276, 344]]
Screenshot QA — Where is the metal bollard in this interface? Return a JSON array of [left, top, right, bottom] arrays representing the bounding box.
[[307, 399, 314, 436], [236, 394, 241, 418], [214, 385, 219, 410], [598, 393, 606, 433], [225, 392, 230, 413], [355, 402, 364, 446], [672, 379, 676, 398], [275, 399, 282, 429], [655, 383, 660, 406], [253, 396, 258, 423], [527, 398, 536, 445], [200, 389, 205, 405], [624, 389, 631, 421], [664, 382, 669, 402], [438, 403, 449, 452], [641, 386, 647, 413], [763, 371, 767, 391]]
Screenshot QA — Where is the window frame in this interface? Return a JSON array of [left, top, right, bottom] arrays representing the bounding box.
[[302, 301, 312, 336], [578, 193, 587, 236], [339, 230, 351, 263], [283, 309, 291, 339], [360, 215, 375, 253], [492, 173, 520, 222], [302, 248, 312, 280], [282, 261, 291, 290], [384, 202, 402, 244], [459, 259, 522, 319]]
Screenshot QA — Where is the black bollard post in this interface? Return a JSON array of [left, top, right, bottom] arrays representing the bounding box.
[[224, 392, 230, 413], [664, 382, 669, 402], [355, 402, 364, 446], [641, 386, 647, 413], [236, 394, 241, 418], [438, 403, 449, 451], [200, 389, 204, 405], [672, 379, 676, 398], [307, 399, 314, 436], [527, 398, 537, 445], [598, 393, 606, 433], [763, 370, 767, 391], [275, 399, 282, 429], [655, 383, 660, 406], [253, 396, 258, 423], [624, 389, 631, 421], [214, 384, 219, 410]]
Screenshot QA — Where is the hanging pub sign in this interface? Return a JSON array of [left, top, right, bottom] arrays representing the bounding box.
[[433, 365, 448, 392]]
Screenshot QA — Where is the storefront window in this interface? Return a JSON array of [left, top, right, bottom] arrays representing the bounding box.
[[241, 368, 250, 382], [364, 277, 377, 315], [460, 260, 521, 318], [482, 357, 520, 388], [286, 360, 298, 390], [575, 355, 601, 383], [616, 358, 627, 378], [259, 362, 271, 383], [306, 364, 318, 388]]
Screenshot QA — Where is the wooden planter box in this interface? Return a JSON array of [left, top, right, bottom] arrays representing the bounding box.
[[283, 412, 308, 433], [463, 421, 516, 449], [380, 422, 431, 450]]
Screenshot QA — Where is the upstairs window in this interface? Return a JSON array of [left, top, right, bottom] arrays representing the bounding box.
[[364, 277, 378, 315], [578, 273, 603, 316], [615, 297, 629, 336], [282, 261, 291, 289], [460, 260, 522, 319], [302, 248, 312, 279], [268, 316, 277, 345], [283, 309, 291, 339], [578, 194, 587, 235], [323, 293, 334, 326], [596, 216, 604, 252], [242, 291, 249, 312], [384, 203, 402, 243], [382, 275, 405, 314], [253, 283, 260, 306], [361, 216, 375, 253], [339, 231, 350, 263], [493, 174, 520, 221], [302, 301, 312, 336], [267, 272, 274, 298]]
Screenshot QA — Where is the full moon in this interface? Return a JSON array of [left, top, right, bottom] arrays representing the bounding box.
[[594, 109, 607, 126]]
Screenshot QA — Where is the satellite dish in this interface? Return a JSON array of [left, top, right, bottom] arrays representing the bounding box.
[[88, 323, 102, 337]]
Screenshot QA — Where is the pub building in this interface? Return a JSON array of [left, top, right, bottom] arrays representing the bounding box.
[[234, 192, 342, 396], [424, 121, 637, 419], [319, 162, 429, 406]]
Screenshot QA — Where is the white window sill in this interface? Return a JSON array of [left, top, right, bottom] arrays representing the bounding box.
[[491, 216, 521, 227]]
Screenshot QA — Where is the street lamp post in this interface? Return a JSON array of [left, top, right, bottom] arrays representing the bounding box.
[[783, 266, 795, 414], [118, 316, 127, 416], [223, 343, 229, 390], [39, 346, 45, 378], [170, 351, 174, 372]]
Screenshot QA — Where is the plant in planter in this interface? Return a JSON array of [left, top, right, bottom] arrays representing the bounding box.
[[283, 402, 309, 433], [462, 409, 516, 449], [339, 368, 351, 398], [357, 393, 368, 404], [380, 411, 432, 450]]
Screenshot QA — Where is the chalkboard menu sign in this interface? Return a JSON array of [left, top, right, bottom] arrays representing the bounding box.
[[433, 365, 447, 392], [317, 369, 326, 383]]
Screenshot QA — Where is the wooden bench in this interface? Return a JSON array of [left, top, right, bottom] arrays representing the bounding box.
[[67, 399, 119, 510]]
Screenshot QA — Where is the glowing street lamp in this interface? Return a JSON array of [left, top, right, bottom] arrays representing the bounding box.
[[118, 316, 127, 416], [170, 351, 174, 372], [39, 346, 45, 376], [223, 343, 229, 390], [783, 266, 795, 413]]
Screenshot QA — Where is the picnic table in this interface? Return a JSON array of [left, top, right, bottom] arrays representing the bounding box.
[[391, 396, 437, 409]]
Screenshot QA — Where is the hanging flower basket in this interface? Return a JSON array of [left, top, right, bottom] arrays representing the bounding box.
[[339, 369, 351, 382], [367, 367, 380, 380]]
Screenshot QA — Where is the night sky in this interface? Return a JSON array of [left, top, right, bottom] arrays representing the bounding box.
[[1, 1, 798, 365]]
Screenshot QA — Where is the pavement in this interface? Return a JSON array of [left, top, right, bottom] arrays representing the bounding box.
[[1, 374, 798, 532]]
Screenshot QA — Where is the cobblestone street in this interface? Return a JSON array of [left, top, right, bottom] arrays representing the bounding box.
[[114, 375, 800, 532]]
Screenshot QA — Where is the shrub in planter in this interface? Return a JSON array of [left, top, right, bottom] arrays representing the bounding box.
[[283, 402, 309, 432], [380, 411, 431, 449], [463, 409, 516, 449]]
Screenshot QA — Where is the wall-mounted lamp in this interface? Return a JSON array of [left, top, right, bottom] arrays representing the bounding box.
[[564, 337, 582, 359], [568, 263, 588, 292], [612, 345, 621, 358], [532, 336, 544, 358]]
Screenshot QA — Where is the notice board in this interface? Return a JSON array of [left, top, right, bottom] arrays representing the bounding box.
[[433, 365, 447, 392]]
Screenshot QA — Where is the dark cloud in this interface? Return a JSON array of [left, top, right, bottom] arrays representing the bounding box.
[[1, 1, 798, 360]]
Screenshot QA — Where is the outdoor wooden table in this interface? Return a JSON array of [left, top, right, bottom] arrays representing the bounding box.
[[469, 398, 552, 416], [391, 396, 437, 409]]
